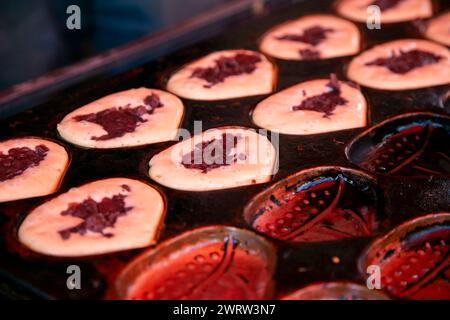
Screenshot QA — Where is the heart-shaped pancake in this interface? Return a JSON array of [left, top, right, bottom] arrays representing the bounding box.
[[166, 50, 276, 100], [347, 39, 450, 90], [424, 12, 450, 46], [149, 127, 277, 191], [57, 88, 184, 149], [18, 178, 165, 257], [0, 137, 69, 203], [260, 14, 360, 61], [252, 74, 367, 135], [335, 0, 432, 24]]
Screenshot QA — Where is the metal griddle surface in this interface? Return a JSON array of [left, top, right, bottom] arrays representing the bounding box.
[[0, 0, 449, 299]]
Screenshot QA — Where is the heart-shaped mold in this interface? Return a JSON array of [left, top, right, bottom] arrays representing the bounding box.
[[359, 213, 450, 299], [115, 226, 276, 300], [282, 282, 388, 300], [244, 167, 380, 243], [346, 113, 450, 176]]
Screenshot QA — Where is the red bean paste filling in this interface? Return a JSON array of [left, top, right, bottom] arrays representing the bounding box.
[[190, 53, 262, 88], [276, 26, 334, 59], [276, 25, 334, 46], [299, 49, 321, 60], [292, 74, 348, 117], [370, 0, 406, 11], [365, 50, 443, 74], [58, 185, 132, 240], [181, 133, 246, 173], [0, 145, 49, 182], [74, 94, 163, 141]]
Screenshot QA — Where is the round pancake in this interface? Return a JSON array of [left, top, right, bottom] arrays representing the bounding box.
[[57, 88, 184, 149], [425, 11, 450, 46], [252, 77, 367, 135], [347, 39, 450, 90], [166, 50, 276, 100], [0, 137, 69, 203], [149, 127, 277, 191], [260, 14, 360, 61], [335, 0, 433, 24], [18, 178, 165, 257]]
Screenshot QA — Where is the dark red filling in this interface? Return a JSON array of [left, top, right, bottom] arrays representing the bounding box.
[[190, 53, 262, 88], [276, 26, 334, 46], [74, 94, 163, 141], [292, 74, 348, 117], [58, 186, 132, 240], [0, 145, 49, 182], [370, 0, 406, 11], [365, 50, 443, 74], [181, 133, 246, 173], [299, 49, 321, 60]]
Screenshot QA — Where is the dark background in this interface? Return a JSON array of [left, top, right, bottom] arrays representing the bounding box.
[[0, 0, 230, 91]]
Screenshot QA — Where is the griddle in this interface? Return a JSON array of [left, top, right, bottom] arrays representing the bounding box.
[[0, 0, 449, 299]]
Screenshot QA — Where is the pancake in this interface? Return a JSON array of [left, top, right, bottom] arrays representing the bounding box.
[[57, 88, 184, 149], [425, 11, 450, 46], [335, 0, 433, 24], [252, 75, 367, 135], [18, 178, 165, 257], [0, 137, 69, 203], [166, 50, 276, 100], [148, 127, 277, 191], [260, 14, 360, 60], [347, 39, 450, 90]]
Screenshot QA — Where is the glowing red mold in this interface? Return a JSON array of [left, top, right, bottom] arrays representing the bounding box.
[[360, 213, 450, 299], [115, 226, 276, 300], [244, 167, 380, 243]]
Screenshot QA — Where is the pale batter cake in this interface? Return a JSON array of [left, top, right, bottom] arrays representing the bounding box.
[[347, 39, 450, 90], [18, 178, 166, 257], [0, 137, 69, 203], [57, 88, 184, 149], [260, 14, 360, 60], [252, 74, 367, 135], [335, 0, 433, 24], [166, 50, 276, 100], [424, 11, 450, 46], [149, 127, 277, 191]]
